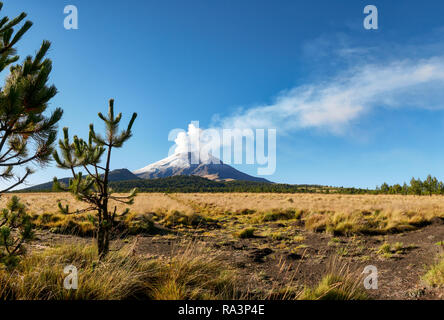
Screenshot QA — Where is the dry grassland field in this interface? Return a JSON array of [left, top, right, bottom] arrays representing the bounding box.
[[1, 192, 443, 300]]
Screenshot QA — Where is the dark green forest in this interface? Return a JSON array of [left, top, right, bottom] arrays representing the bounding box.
[[16, 173, 444, 195], [110, 174, 444, 194], [376, 175, 444, 196]]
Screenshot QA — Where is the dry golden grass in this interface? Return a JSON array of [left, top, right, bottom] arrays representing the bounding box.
[[0, 241, 366, 300], [172, 193, 444, 235], [7, 192, 444, 216], [173, 193, 444, 217], [1, 193, 193, 215], [0, 242, 240, 300], [4, 192, 444, 235], [2, 193, 442, 300]]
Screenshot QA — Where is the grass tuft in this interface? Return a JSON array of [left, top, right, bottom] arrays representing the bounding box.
[[423, 255, 444, 288], [298, 260, 368, 300], [162, 210, 209, 228], [0, 242, 239, 300], [237, 228, 256, 239], [299, 273, 368, 300]]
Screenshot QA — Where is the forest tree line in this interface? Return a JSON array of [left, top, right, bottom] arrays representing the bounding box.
[[18, 174, 444, 195], [376, 175, 444, 195]]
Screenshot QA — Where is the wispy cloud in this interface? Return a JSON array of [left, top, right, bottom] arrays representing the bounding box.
[[174, 31, 444, 156], [215, 56, 444, 134]]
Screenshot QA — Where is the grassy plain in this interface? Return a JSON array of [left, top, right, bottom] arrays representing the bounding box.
[[1, 192, 443, 300]]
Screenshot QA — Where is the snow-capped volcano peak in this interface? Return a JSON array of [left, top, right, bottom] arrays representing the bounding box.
[[133, 152, 269, 182], [133, 152, 221, 175]]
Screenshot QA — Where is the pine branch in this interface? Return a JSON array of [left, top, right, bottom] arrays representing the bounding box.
[[0, 168, 32, 193]]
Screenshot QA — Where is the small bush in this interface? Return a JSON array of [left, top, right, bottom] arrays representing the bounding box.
[[423, 256, 444, 287], [33, 212, 160, 237], [32, 213, 95, 237], [296, 258, 369, 300], [237, 209, 256, 215], [392, 242, 405, 253], [376, 242, 406, 258], [0, 196, 34, 269], [162, 210, 208, 228], [122, 213, 156, 235], [299, 273, 368, 300], [377, 242, 391, 255], [260, 209, 301, 222], [304, 213, 328, 232], [237, 228, 256, 239], [292, 235, 305, 242], [269, 232, 285, 241], [336, 247, 349, 257]]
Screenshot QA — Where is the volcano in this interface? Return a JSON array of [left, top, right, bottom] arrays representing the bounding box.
[[133, 152, 270, 183]]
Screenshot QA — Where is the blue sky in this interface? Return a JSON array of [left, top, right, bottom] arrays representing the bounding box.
[[4, 0, 444, 188]]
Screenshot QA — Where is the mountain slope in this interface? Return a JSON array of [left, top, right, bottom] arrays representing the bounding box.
[[20, 168, 140, 192], [134, 152, 270, 183], [17, 175, 332, 193]]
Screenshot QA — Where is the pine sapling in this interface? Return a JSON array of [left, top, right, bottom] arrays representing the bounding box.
[[53, 99, 137, 258], [0, 196, 33, 268]]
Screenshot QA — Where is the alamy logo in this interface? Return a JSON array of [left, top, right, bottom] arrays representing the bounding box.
[[363, 5, 378, 30], [363, 265, 378, 290], [63, 265, 78, 290], [64, 5, 78, 30]]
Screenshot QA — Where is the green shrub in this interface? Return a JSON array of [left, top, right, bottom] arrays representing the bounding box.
[[33, 212, 161, 237], [124, 213, 156, 235], [32, 213, 95, 237], [299, 274, 368, 300], [0, 196, 34, 269], [423, 256, 444, 287], [377, 242, 391, 254], [376, 242, 406, 258], [162, 210, 207, 228], [237, 228, 256, 239], [238, 209, 256, 215], [260, 209, 300, 222]]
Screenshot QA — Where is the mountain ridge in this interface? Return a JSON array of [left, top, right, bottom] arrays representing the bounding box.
[[20, 168, 140, 192]]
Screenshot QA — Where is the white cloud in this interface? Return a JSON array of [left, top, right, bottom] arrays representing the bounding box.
[[216, 56, 444, 134], [172, 52, 444, 159]]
